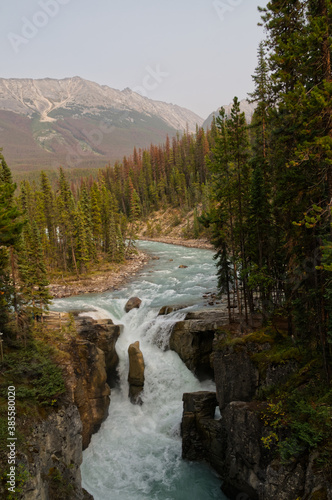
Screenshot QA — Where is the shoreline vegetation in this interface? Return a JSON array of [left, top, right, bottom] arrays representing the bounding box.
[[48, 249, 150, 299], [48, 237, 213, 299]]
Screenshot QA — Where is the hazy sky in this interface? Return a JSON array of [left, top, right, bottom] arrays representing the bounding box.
[[1, 0, 267, 119]]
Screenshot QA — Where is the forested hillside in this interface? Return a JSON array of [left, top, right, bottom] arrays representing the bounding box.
[[202, 0, 332, 381], [0, 0, 331, 495], [0, 125, 215, 333], [0, 0, 331, 373]]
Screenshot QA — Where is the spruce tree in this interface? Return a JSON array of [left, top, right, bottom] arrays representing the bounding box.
[[18, 220, 51, 320]]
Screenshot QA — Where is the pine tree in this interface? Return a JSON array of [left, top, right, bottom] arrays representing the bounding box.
[[205, 107, 243, 319], [73, 202, 90, 273], [56, 168, 79, 275], [127, 186, 141, 254], [18, 220, 51, 320], [261, 0, 332, 378], [39, 171, 57, 266], [0, 151, 25, 332]]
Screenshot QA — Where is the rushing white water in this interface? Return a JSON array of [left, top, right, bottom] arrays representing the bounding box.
[[51, 241, 228, 500]]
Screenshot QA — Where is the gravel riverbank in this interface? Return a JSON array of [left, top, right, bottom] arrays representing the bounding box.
[[48, 251, 150, 299]]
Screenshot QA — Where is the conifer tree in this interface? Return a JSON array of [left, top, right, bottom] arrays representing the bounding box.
[[0, 151, 24, 331], [18, 220, 51, 320], [73, 202, 90, 273], [260, 0, 332, 377]]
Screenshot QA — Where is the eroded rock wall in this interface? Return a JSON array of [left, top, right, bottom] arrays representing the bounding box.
[[20, 406, 92, 500], [15, 315, 122, 500], [179, 311, 332, 500], [170, 309, 231, 378]]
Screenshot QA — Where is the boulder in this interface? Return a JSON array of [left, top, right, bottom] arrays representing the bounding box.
[[158, 304, 188, 316], [178, 264, 188, 268], [125, 297, 142, 313], [181, 391, 220, 462], [128, 341, 145, 404], [170, 309, 229, 379]]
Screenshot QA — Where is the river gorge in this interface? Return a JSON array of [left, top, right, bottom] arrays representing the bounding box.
[[51, 241, 228, 500]]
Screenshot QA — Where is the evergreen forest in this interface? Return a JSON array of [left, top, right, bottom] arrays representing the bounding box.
[[0, 0, 332, 493], [0, 1, 331, 373]]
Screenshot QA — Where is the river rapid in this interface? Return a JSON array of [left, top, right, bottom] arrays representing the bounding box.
[[51, 241, 228, 500]]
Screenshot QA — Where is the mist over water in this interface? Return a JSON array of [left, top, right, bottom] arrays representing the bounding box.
[[51, 241, 228, 500]]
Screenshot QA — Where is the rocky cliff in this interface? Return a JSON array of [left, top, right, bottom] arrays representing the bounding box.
[[174, 310, 332, 500], [169, 309, 232, 379], [14, 313, 122, 499], [19, 405, 92, 500]]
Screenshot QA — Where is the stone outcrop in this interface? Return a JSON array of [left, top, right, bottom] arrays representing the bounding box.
[[170, 309, 230, 379], [125, 297, 142, 313], [128, 341, 145, 404], [16, 312, 123, 499], [66, 315, 122, 449], [19, 405, 93, 500], [42, 313, 121, 450], [181, 392, 223, 467], [179, 312, 332, 500], [64, 340, 111, 450], [213, 342, 299, 410], [158, 305, 188, 316], [181, 392, 332, 500], [75, 316, 122, 387]]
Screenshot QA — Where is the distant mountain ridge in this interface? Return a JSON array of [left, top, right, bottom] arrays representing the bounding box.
[[0, 76, 203, 173], [203, 99, 256, 129]]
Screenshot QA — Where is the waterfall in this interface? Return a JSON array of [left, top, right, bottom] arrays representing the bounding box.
[[51, 241, 228, 499]]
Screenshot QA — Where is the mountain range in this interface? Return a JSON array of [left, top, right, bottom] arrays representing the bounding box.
[[0, 77, 203, 173], [202, 100, 256, 129], [0, 77, 256, 175]]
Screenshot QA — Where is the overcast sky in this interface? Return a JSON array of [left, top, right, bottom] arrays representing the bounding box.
[[1, 0, 267, 119]]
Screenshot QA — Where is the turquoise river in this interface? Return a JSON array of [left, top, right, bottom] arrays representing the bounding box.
[[51, 240, 229, 500]]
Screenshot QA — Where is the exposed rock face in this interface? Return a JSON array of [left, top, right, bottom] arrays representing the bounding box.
[[158, 305, 187, 316], [125, 297, 142, 313], [75, 316, 122, 387], [181, 392, 223, 466], [21, 405, 92, 500], [220, 401, 271, 499], [128, 341, 145, 404], [65, 340, 111, 450], [170, 309, 230, 378], [62, 315, 123, 449], [181, 393, 332, 500], [213, 342, 299, 410], [213, 344, 262, 409], [0, 77, 203, 171], [181, 331, 332, 500], [11, 313, 122, 499]]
